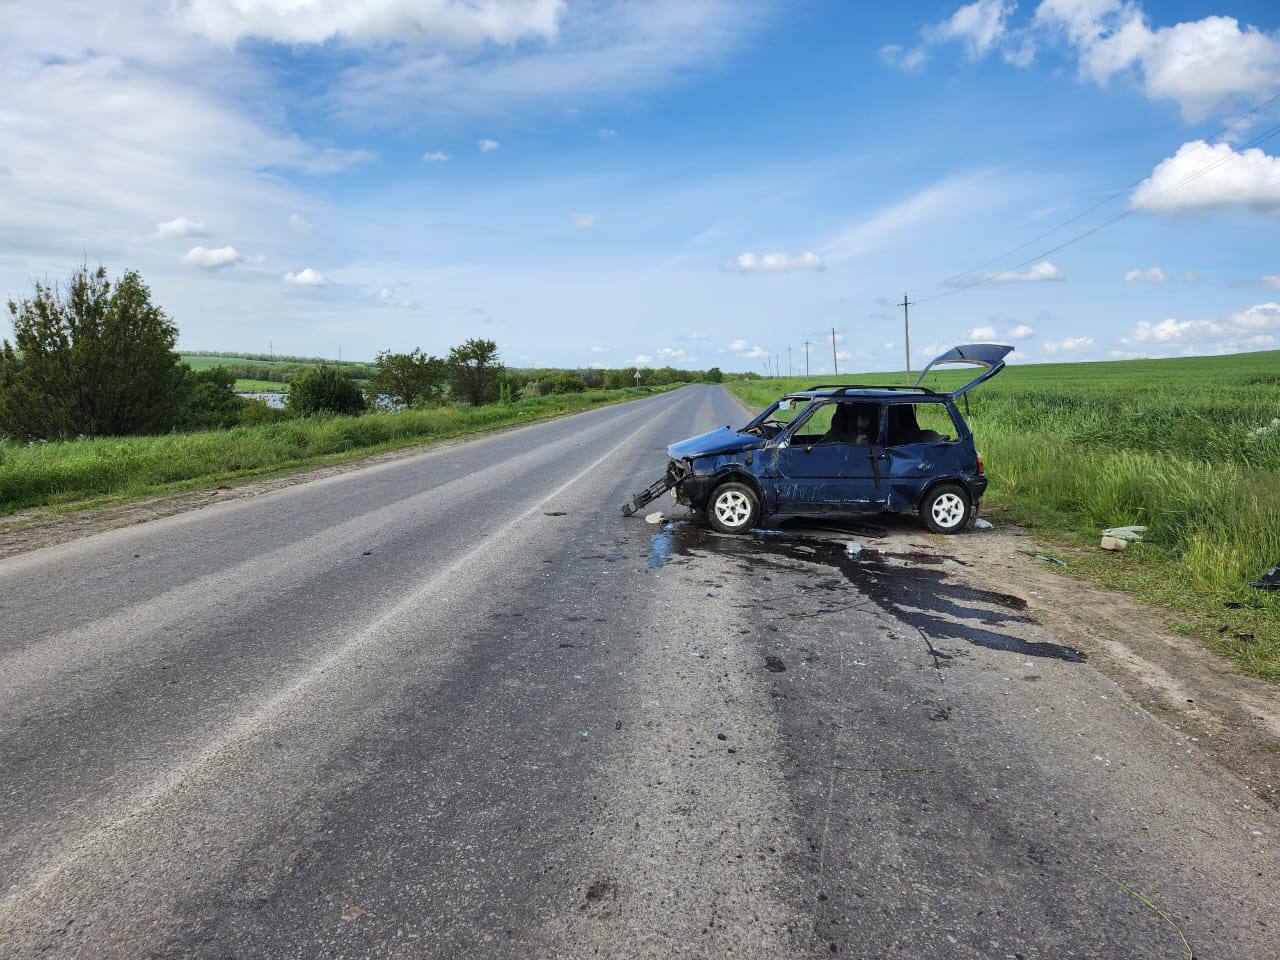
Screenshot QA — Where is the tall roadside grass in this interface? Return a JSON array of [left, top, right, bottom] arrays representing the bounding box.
[[728, 351, 1280, 682], [0, 385, 673, 515]]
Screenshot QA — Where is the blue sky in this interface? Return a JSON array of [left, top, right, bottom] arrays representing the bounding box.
[[3, 1, 1279, 373]]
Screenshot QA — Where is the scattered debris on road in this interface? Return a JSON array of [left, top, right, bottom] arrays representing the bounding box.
[[1026, 552, 1068, 568], [764, 656, 787, 673], [974, 518, 994, 530], [645, 511, 666, 524]]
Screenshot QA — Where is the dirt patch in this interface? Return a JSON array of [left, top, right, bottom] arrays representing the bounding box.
[[936, 517, 1280, 803]]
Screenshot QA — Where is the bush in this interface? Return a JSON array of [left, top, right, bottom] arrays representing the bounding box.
[[447, 338, 503, 406], [0, 265, 186, 439], [238, 399, 288, 426], [180, 366, 246, 430], [287, 364, 366, 416], [370, 348, 447, 408]]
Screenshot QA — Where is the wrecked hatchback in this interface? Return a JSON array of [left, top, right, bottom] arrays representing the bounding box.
[[624, 344, 1012, 535]]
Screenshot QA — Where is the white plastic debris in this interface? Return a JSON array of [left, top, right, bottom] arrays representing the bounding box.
[[645, 511, 665, 524], [1102, 525, 1147, 543], [1100, 535, 1128, 551], [973, 518, 994, 530], [845, 542, 863, 556]]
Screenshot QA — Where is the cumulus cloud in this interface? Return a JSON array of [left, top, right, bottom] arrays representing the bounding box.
[[283, 267, 328, 286], [1042, 335, 1093, 354], [1124, 266, 1167, 284], [180, 0, 565, 48], [422, 150, 450, 162], [1263, 276, 1280, 290], [590, 345, 608, 353], [288, 212, 316, 232], [478, 138, 500, 152], [377, 286, 395, 300], [726, 339, 767, 359], [725, 251, 824, 274], [1035, 4, 1280, 121], [1007, 323, 1035, 340], [573, 213, 598, 229], [155, 217, 210, 239], [986, 260, 1065, 283], [181, 245, 242, 269], [967, 325, 998, 340], [1122, 302, 1280, 354], [1131, 140, 1280, 218]]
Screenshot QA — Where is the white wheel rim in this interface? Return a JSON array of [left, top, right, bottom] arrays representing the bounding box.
[[931, 492, 965, 528], [714, 490, 752, 528]]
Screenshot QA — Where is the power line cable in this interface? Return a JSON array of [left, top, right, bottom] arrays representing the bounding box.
[[915, 89, 1280, 298], [918, 118, 1280, 303]]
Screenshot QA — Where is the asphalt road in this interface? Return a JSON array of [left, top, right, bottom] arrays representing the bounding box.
[[1, 384, 1274, 959]]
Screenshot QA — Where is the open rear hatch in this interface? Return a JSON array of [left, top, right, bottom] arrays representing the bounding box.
[[914, 343, 1014, 396]]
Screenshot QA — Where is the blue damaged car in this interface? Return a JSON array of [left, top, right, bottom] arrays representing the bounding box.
[[623, 344, 1012, 535]]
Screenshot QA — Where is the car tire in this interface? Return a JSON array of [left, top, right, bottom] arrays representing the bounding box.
[[707, 482, 761, 535], [922, 483, 972, 534]]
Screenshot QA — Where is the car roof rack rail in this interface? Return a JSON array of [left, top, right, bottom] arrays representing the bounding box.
[[799, 383, 937, 394]]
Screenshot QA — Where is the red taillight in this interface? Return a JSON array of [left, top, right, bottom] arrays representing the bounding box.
[[977, 453, 985, 475]]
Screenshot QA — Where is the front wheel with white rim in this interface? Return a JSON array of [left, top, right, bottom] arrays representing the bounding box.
[[707, 481, 761, 535], [921, 483, 972, 535]]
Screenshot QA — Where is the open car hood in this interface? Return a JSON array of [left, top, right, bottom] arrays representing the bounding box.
[[914, 343, 1013, 396], [667, 427, 764, 460]]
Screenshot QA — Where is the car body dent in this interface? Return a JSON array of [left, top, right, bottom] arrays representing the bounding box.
[[666, 344, 1007, 524]]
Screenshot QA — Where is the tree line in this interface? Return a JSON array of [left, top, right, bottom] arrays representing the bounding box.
[[0, 265, 737, 442]]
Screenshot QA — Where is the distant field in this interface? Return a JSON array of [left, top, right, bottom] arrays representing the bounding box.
[[729, 350, 1280, 682], [233, 379, 286, 393], [181, 353, 370, 391]]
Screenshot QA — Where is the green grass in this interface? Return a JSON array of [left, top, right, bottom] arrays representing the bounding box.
[[232, 378, 286, 393], [0, 385, 675, 519], [728, 350, 1280, 682]]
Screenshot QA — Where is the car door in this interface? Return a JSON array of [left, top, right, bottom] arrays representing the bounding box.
[[772, 401, 882, 512]]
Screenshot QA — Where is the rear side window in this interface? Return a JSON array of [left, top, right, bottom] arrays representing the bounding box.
[[792, 402, 880, 446], [887, 403, 957, 445]]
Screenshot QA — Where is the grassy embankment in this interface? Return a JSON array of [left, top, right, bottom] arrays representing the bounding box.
[[728, 350, 1280, 682], [0, 385, 675, 519]]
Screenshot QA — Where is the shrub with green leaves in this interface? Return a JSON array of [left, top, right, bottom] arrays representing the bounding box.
[[286, 364, 367, 417]]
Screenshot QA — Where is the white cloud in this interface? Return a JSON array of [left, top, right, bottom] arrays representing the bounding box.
[[1124, 266, 1167, 285], [155, 217, 210, 239], [181, 245, 242, 269], [1036, 5, 1280, 121], [1263, 276, 1280, 290], [589, 345, 608, 353], [725, 251, 824, 273], [1007, 323, 1035, 340], [880, 43, 927, 71], [288, 212, 316, 232], [597, 127, 618, 138], [633, 354, 652, 365], [740, 345, 768, 359], [180, 0, 566, 48], [283, 267, 328, 286], [1180, 271, 1201, 284], [677, 332, 710, 341], [377, 286, 394, 300], [967, 325, 998, 340], [573, 213, 598, 229], [881, 340, 895, 350], [422, 150, 450, 162], [931, 0, 1014, 59], [1122, 302, 1280, 354], [1042, 335, 1093, 354], [1131, 140, 1280, 218], [727, 338, 748, 352], [987, 260, 1065, 283], [478, 138, 501, 152]]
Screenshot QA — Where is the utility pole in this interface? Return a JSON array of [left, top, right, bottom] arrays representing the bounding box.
[[900, 293, 914, 384], [268, 339, 274, 361], [787, 346, 792, 378], [803, 340, 811, 377], [830, 327, 839, 376]]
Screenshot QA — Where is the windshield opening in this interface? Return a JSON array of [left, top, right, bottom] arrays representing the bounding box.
[[745, 396, 812, 439]]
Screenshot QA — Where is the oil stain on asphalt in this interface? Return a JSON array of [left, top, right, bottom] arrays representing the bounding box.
[[647, 520, 1085, 663]]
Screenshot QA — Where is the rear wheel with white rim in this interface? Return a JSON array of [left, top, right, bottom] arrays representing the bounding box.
[[921, 483, 972, 534], [707, 481, 761, 535]]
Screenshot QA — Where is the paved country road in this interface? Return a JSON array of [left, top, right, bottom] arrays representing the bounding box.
[[0, 384, 1274, 959]]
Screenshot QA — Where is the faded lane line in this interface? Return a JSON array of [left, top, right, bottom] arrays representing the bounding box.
[[0, 391, 683, 708], [0, 385, 691, 915]]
